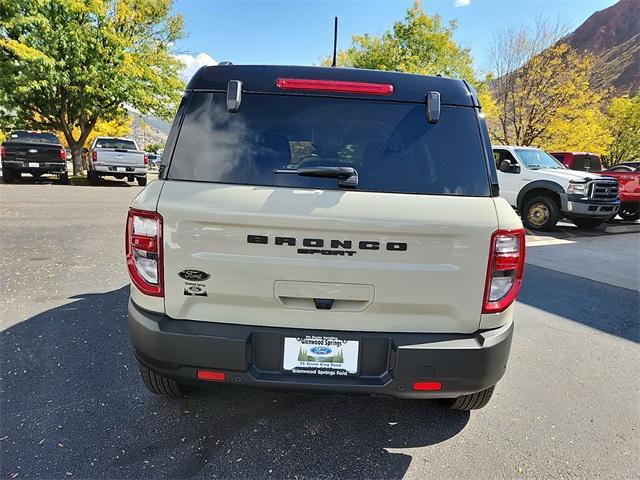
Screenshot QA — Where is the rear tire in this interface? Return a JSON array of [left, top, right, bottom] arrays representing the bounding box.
[[2, 168, 15, 183], [618, 203, 639, 221], [440, 386, 495, 410], [137, 176, 147, 186], [139, 363, 185, 397], [87, 169, 100, 185], [59, 172, 70, 184], [572, 218, 604, 230], [521, 195, 560, 231]]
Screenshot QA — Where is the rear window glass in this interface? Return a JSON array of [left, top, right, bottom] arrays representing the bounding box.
[[168, 93, 490, 196], [7, 131, 60, 144], [95, 138, 137, 150], [573, 155, 602, 172]]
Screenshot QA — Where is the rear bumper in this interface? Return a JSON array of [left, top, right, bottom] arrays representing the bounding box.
[[2, 159, 66, 173], [128, 299, 513, 399], [93, 164, 146, 175]]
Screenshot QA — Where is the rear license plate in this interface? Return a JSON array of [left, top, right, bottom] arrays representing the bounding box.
[[116, 167, 126, 172], [28, 162, 40, 167], [283, 336, 359, 376]]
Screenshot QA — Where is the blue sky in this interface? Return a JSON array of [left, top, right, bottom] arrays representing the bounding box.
[[172, 0, 618, 80]]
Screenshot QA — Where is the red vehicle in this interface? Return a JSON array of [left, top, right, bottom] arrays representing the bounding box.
[[601, 162, 640, 221], [550, 152, 602, 172]]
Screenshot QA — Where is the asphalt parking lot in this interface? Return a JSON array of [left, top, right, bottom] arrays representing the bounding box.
[[1, 181, 639, 479]]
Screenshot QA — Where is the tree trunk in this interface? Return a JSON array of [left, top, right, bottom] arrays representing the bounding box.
[[71, 145, 84, 176]]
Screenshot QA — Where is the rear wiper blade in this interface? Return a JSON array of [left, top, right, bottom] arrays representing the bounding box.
[[274, 166, 358, 188]]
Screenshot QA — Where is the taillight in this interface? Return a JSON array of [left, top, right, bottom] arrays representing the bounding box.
[[276, 78, 394, 95], [126, 209, 163, 297], [0, 145, 4, 158], [144, 154, 149, 165], [92, 150, 97, 162], [482, 229, 525, 314], [59, 148, 66, 161]]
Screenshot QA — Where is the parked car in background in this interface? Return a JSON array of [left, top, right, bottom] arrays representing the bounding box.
[[493, 146, 619, 230], [126, 64, 524, 410], [550, 151, 602, 172], [1, 130, 68, 183], [87, 137, 148, 186], [147, 153, 160, 168], [601, 162, 640, 221]]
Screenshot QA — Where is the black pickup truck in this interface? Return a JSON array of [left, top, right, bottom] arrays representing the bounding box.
[[1, 130, 68, 183]]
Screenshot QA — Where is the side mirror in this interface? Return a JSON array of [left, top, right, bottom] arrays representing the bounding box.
[[500, 160, 520, 173]]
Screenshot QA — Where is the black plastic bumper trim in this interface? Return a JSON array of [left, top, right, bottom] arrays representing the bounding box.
[[128, 299, 513, 399]]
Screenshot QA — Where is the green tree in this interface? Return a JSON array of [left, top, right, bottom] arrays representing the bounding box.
[[145, 142, 164, 154], [601, 95, 640, 167], [0, 0, 184, 175], [324, 1, 476, 81]]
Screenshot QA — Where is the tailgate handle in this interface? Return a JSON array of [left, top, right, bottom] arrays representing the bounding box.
[[313, 298, 334, 310], [275, 281, 373, 312]]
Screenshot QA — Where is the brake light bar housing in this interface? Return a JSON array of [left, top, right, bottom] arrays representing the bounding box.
[[126, 208, 163, 297], [276, 78, 394, 96], [483, 229, 526, 314]]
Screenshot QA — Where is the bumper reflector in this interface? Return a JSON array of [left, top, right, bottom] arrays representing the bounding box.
[[412, 381, 442, 391], [197, 370, 226, 382]]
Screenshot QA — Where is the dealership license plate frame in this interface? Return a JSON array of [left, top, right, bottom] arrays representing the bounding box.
[[282, 335, 360, 377]]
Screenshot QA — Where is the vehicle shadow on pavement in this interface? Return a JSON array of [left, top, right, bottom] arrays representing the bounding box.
[[0, 287, 469, 480], [518, 264, 640, 343]]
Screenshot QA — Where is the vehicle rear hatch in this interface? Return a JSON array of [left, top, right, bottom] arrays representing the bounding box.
[[158, 68, 498, 334], [94, 139, 144, 166], [3, 141, 62, 163]]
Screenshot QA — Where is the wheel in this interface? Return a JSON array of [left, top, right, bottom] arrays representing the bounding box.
[[2, 168, 15, 183], [521, 195, 560, 231], [139, 363, 185, 397], [618, 203, 639, 221], [572, 218, 604, 230], [87, 169, 100, 185], [440, 386, 495, 410], [137, 176, 147, 186], [59, 172, 69, 184]]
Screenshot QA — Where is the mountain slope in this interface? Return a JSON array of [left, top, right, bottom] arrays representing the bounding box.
[[563, 0, 640, 93]]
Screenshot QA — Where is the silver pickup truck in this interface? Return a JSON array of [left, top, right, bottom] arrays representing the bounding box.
[[87, 137, 148, 186]]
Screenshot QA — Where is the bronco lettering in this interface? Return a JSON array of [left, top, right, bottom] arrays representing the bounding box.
[[247, 234, 407, 255]]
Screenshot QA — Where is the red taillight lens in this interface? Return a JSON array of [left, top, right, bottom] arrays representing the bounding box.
[[144, 154, 149, 165], [0, 145, 4, 158], [276, 78, 394, 95], [92, 150, 97, 162], [59, 148, 66, 161], [483, 229, 525, 314], [197, 370, 226, 382], [126, 209, 163, 297], [412, 381, 442, 391]]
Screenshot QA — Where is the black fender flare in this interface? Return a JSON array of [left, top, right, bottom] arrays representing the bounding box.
[[517, 180, 566, 210]]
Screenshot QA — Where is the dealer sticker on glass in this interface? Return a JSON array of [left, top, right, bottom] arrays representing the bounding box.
[[283, 336, 359, 376]]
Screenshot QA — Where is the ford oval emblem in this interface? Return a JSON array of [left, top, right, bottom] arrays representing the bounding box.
[[310, 346, 332, 355], [178, 269, 210, 281]]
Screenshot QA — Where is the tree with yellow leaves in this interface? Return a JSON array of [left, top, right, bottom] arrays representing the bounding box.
[[0, 0, 184, 175]]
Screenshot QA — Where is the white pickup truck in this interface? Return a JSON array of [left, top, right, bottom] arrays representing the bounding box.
[[87, 137, 148, 186], [493, 146, 620, 230]]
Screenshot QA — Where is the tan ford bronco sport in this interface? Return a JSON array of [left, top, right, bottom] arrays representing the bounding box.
[[126, 65, 525, 410]]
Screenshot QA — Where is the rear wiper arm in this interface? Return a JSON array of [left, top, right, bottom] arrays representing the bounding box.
[[274, 166, 358, 188]]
